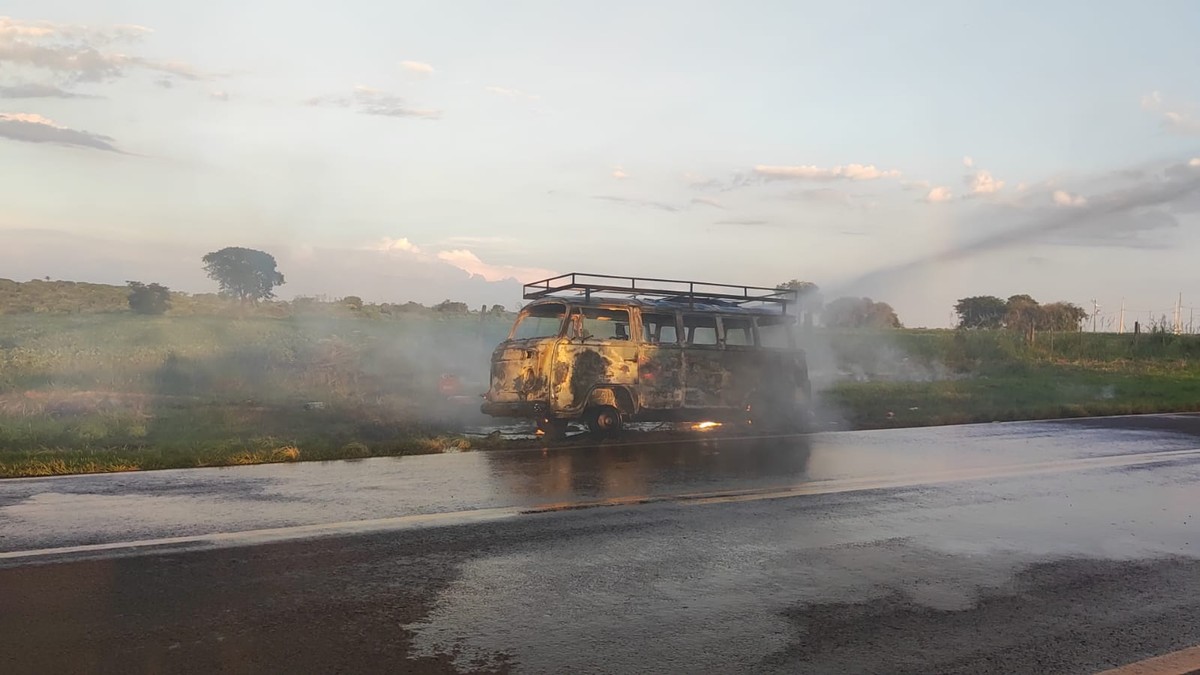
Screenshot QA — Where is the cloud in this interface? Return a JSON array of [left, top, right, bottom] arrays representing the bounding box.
[[0, 112, 121, 152], [209, 90, 229, 102], [966, 168, 1005, 195], [307, 85, 441, 119], [435, 235, 515, 248], [0, 82, 98, 98], [400, 60, 434, 75], [1052, 189, 1087, 207], [612, 166, 628, 179], [924, 186, 953, 203], [713, 219, 770, 226], [962, 156, 974, 168], [1141, 91, 1200, 135], [901, 179, 931, 191], [786, 188, 857, 208], [595, 194, 737, 212], [754, 163, 901, 181], [484, 84, 538, 99], [683, 172, 727, 192], [364, 236, 549, 283], [592, 195, 680, 212], [366, 236, 423, 254], [146, 60, 208, 80], [0, 16, 212, 84], [1163, 111, 1200, 134], [436, 249, 553, 283], [1191, 158, 1200, 167]]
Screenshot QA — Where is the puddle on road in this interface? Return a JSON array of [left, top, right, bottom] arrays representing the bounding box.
[[405, 460, 1200, 673]]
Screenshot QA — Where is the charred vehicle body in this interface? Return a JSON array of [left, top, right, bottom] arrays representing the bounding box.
[[481, 273, 811, 436]]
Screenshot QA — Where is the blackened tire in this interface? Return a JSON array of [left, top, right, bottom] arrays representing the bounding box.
[[585, 405, 623, 436]]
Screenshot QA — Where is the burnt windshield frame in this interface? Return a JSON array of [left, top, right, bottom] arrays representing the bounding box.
[[510, 302, 567, 340], [568, 306, 632, 340]]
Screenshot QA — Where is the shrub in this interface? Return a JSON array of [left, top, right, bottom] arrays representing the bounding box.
[[127, 281, 171, 315]]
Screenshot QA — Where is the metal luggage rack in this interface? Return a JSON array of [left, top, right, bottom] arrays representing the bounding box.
[[523, 273, 797, 312]]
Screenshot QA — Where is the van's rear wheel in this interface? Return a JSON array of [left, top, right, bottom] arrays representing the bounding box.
[[585, 406, 623, 436]]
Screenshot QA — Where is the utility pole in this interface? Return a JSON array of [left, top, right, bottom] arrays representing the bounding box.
[[1118, 298, 1126, 334], [1174, 293, 1183, 334], [1091, 299, 1100, 333]]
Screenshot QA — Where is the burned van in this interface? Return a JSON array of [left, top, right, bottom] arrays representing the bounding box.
[[481, 273, 811, 437]]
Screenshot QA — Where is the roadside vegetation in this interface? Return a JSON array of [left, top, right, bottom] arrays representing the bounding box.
[[0, 295, 514, 478], [821, 328, 1200, 429], [2, 275, 1198, 477]]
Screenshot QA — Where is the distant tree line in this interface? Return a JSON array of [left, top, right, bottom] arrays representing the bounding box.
[[954, 295, 1087, 332], [1, 243, 508, 319]]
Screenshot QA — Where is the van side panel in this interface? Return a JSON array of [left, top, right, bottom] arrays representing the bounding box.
[[681, 348, 724, 407], [716, 349, 762, 408], [638, 345, 683, 409], [551, 342, 638, 414]]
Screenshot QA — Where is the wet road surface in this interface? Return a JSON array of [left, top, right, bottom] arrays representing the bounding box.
[[2, 414, 1200, 673]]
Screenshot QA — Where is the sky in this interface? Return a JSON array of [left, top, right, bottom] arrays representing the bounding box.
[[2, 1, 1199, 327]]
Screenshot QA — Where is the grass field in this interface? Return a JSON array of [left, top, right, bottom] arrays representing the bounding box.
[[0, 313, 510, 477], [819, 329, 1200, 429], [2, 309, 1199, 477]]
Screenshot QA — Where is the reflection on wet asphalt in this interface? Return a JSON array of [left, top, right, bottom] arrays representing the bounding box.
[[3, 414, 1200, 553], [2, 414, 1200, 674]]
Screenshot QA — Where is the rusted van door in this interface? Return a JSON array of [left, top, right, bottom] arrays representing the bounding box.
[[637, 310, 683, 410], [550, 306, 638, 413], [680, 313, 724, 408], [716, 315, 762, 409]]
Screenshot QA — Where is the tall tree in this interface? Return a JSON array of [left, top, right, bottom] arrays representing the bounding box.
[[823, 297, 902, 329], [954, 295, 1007, 329], [201, 247, 285, 303], [776, 279, 819, 294], [776, 279, 821, 305], [1004, 294, 1041, 334], [1039, 302, 1088, 331], [777, 280, 823, 327]]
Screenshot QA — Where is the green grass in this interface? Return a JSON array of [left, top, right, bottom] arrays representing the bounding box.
[[816, 329, 1200, 429], [0, 313, 510, 477], [825, 365, 1200, 429]]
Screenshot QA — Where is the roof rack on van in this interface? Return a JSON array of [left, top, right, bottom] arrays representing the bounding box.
[[523, 272, 798, 313]]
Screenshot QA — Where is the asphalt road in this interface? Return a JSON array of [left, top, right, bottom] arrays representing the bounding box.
[[2, 415, 1200, 674]]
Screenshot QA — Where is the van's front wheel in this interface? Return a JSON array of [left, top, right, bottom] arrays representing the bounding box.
[[585, 406, 623, 436]]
